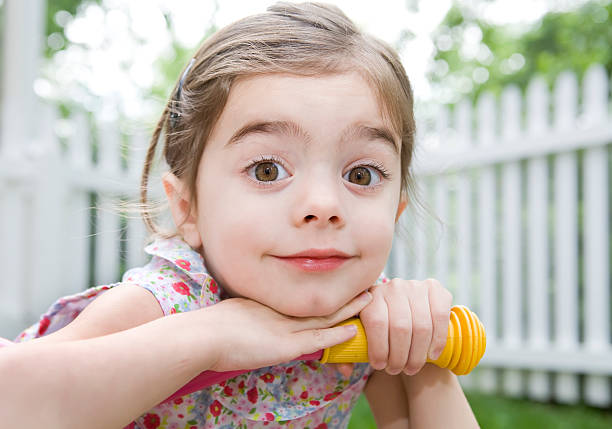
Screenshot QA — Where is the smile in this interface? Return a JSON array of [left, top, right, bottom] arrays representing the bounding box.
[[273, 249, 353, 272]]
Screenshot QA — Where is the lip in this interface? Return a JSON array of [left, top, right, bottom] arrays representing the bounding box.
[[273, 249, 353, 272]]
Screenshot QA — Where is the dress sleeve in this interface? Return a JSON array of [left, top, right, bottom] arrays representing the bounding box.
[[122, 256, 203, 316]]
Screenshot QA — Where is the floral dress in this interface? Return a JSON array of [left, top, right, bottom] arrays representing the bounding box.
[[11, 237, 377, 429]]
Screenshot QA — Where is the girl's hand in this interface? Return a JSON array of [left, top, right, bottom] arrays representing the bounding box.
[[202, 291, 373, 372], [359, 278, 452, 376]]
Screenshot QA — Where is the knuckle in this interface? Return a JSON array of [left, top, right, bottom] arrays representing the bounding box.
[[390, 319, 412, 335], [311, 328, 325, 348], [365, 317, 386, 332], [433, 308, 450, 324], [412, 320, 432, 336]]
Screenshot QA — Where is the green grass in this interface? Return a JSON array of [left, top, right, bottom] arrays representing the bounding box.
[[466, 391, 612, 429], [348, 395, 377, 429], [348, 392, 612, 429]]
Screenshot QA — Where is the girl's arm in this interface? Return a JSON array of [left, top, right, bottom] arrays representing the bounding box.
[[364, 370, 409, 428], [401, 364, 479, 428], [364, 365, 479, 429], [0, 285, 372, 428], [0, 307, 219, 428]]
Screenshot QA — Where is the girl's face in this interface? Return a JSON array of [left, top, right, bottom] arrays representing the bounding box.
[[192, 72, 405, 317]]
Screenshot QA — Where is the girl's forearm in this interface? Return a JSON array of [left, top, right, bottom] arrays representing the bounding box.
[[402, 364, 479, 429], [0, 311, 219, 429]]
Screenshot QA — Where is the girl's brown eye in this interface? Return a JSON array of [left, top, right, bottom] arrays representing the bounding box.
[[347, 166, 371, 185], [254, 162, 279, 181]]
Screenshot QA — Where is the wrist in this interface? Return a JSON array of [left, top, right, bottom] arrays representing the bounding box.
[[161, 310, 224, 376]]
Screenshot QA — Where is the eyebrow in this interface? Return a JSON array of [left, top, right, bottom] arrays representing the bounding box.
[[226, 120, 399, 154]]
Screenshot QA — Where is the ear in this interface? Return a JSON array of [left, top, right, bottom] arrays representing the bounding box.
[[395, 196, 408, 223], [162, 172, 202, 250]]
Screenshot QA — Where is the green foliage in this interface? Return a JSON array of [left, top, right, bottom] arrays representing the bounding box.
[[44, 0, 101, 57], [37, 1, 218, 120], [430, 0, 612, 101], [150, 25, 218, 103]]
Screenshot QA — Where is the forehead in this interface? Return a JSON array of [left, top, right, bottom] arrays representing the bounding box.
[[208, 72, 399, 148]]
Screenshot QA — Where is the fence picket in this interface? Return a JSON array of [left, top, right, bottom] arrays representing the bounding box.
[[455, 100, 473, 308], [126, 132, 149, 269], [500, 85, 524, 397], [94, 121, 122, 286], [432, 105, 451, 289], [582, 64, 611, 406], [475, 92, 497, 393], [0, 177, 28, 336], [28, 102, 66, 317], [65, 111, 92, 292], [413, 193, 427, 281], [553, 71, 580, 404], [526, 76, 551, 401], [434, 176, 449, 289], [392, 214, 410, 279]]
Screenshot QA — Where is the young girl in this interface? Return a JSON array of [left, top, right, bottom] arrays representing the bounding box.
[[0, 2, 478, 428]]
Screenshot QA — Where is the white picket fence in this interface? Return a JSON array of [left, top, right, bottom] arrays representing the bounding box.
[[0, 108, 151, 338], [387, 64, 612, 407], [0, 64, 610, 408]]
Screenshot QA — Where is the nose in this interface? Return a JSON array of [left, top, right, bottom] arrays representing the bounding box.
[[292, 178, 345, 229]]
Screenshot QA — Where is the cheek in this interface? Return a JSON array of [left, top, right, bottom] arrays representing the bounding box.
[[196, 189, 282, 291], [355, 198, 398, 257]]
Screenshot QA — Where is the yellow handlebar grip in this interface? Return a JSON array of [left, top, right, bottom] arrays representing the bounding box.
[[320, 305, 486, 376]]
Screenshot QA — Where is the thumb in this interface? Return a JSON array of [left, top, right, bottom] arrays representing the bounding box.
[[294, 324, 358, 357]]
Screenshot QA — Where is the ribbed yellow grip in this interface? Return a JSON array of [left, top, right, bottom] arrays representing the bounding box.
[[320, 305, 486, 376]]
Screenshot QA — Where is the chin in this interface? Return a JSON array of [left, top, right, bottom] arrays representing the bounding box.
[[274, 294, 347, 318]]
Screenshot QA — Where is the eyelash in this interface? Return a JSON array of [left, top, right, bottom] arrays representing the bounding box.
[[243, 156, 391, 185], [244, 155, 286, 170], [354, 161, 391, 180], [244, 155, 290, 186]]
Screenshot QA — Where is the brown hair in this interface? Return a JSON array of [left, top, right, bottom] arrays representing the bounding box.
[[140, 1, 416, 236]]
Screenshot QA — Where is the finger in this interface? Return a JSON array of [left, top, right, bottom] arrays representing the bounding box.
[[296, 290, 372, 330], [404, 281, 433, 375], [359, 285, 389, 370], [427, 279, 452, 360], [384, 281, 412, 375], [294, 324, 358, 357]]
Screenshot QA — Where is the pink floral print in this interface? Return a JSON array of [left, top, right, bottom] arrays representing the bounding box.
[[13, 237, 380, 428]]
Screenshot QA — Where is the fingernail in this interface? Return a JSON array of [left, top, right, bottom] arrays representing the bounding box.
[[345, 324, 357, 334], [371, 361, 385, 370]]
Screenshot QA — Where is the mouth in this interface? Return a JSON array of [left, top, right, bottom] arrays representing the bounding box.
[[272, 249, 354, 272]]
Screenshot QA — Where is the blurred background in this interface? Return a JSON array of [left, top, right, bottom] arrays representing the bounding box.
[[0, 0, 610, 427]]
